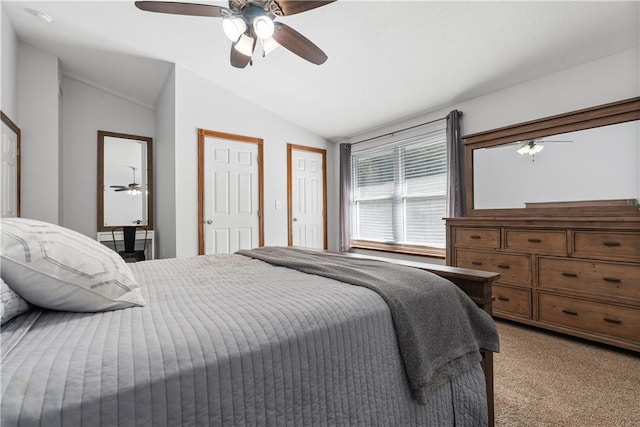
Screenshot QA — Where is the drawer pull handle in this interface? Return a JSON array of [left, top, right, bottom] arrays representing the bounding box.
[[496, 296, 510, 302], [603, 241, 621, 247], [470, 235, 481, 239], [527, 238, 542, 243], [471, 261, 483, 266], [603, 317, 621, 324], [497, 264, 510, 269], [562, 309, 578, 316], [562, 272, 578, 278], [603, 277, 621, 283]]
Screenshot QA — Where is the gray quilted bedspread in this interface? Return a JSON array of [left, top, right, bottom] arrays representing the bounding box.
[[237, 247, 499, 404], [1, 254, 488, 426]]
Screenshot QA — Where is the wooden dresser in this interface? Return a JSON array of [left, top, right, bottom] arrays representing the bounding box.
[[446, 216, 640, 351]]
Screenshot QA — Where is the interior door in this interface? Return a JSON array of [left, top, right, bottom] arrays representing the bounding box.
[[199, 130, 263, 254], [288, 144, 327, 249], [1, 112, 20, 218]]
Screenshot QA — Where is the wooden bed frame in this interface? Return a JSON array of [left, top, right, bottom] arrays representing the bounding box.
[[342, 252, 500, 427]]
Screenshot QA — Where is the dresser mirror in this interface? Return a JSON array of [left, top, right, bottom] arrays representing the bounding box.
[[463, 97, 640, 216], [97, 131, 153, 231]]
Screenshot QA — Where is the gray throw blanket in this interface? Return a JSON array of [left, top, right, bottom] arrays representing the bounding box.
[[237, 246, 500, 404]]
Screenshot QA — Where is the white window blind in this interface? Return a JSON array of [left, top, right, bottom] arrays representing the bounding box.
[[351, 125, 447, 249]]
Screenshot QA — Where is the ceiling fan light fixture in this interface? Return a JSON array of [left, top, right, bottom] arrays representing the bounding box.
[[261, 37, 280, 56], [253, 15, 274, 39], [517, 142, 531, 155], [222, 16, 246, 42], [529, 143, 544, 155], [234, 33, 254, 57], [517, 140, 544, 156]]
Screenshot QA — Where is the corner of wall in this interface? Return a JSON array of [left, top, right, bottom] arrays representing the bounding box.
[[154, 64, 177, 258], [18, 42, 61, 224], [1, 5, 19, 120]]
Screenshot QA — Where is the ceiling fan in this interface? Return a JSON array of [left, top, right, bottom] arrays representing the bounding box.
[[110, 166, 143, 195], [515, 138, 572, 161], [135, 1, 336, 68]]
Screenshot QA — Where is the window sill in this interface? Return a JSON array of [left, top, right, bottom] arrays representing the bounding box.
[[351, 240, 446, 259]]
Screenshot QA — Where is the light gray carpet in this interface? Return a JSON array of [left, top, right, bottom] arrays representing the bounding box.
[[494, 320, 640, 426]]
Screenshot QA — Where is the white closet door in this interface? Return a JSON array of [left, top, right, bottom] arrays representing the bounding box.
[[291, 148, 325, 249], [204, 136, 260, 254], [1, 119, 19, 218]]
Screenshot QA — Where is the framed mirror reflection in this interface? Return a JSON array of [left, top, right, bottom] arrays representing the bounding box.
[[473, 120, 639, 210], [97, 131, 153, 231], [463, 97, 640, 217]]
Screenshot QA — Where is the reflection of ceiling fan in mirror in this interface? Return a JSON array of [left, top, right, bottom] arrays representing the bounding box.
[[110, 166, 142, 195], [134, 0, 336, 68], [515, 137, 572, 160]]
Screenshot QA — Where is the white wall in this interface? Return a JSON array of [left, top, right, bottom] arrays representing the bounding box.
[[154, 67, 177, 259], [18, 43, 60, 224], [61, 76, 155, 238], [1, 5, 19, 120], [173, 65, 332, 258]]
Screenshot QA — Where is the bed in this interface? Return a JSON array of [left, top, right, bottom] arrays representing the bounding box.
[[1, 219, 499, 427]]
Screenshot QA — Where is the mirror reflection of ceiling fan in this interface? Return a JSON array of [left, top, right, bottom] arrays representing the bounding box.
[[515, 137, 572, 160], [134, 0, 336, 68], [110, 166, 142, 195]]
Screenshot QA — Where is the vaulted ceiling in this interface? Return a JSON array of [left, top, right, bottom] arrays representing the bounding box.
[[4, 1, 639, 140]]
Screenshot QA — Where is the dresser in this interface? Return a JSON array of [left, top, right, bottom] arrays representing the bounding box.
[[446, 217, 640, 352]]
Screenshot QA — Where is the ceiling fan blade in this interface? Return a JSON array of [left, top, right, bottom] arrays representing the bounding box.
[[110, 185, 126, 189], [539, 140, 573, 143], [135, 1, 229, 17], [275, 0, 336, 16], [272, 22, 327, 65], [228, 0, 246, 11], [114, 188, 131, 192], [230, 37, 255, 68]]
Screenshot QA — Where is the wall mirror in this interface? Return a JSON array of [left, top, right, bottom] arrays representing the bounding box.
[[97, 131, 153, 231], [464, 97, 640, 216]]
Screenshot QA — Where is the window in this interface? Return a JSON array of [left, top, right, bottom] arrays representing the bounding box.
[[351, 128, 447, 252]]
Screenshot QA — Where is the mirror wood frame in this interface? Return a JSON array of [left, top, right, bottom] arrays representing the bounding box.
[[463, 97, 640, 217], [97, 130, 153, 232]]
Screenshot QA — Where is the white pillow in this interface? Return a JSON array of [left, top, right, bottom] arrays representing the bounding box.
[[1, 277, 31, 325], [0, 218, 145, 312]]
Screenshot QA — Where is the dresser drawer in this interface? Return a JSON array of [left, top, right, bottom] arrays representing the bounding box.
[[493, 284, 531, 318], [456, 249, 531, 286], [538, 293, 640, 343], [505, 230, 567, 255], [573, 232, 640, 261], [454, 228, 500, 249], [539, 257, 640, 301]]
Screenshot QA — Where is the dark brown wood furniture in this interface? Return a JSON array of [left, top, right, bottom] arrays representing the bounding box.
[[447, 97, 640, 354], [343, 252, 500, 427], [447, 216, 640, 352]]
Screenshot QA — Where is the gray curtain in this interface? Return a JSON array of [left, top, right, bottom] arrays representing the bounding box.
[[339, 143, 352, 252], [446, 110, 464, 217]]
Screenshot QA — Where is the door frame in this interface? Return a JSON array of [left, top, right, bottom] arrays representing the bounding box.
[[287, 143, 328, 249], [198, 129, 264, 255], [1, 111, 21, 217]]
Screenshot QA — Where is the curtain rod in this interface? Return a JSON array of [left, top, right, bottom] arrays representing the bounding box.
[[350, 111, 461, 146]]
